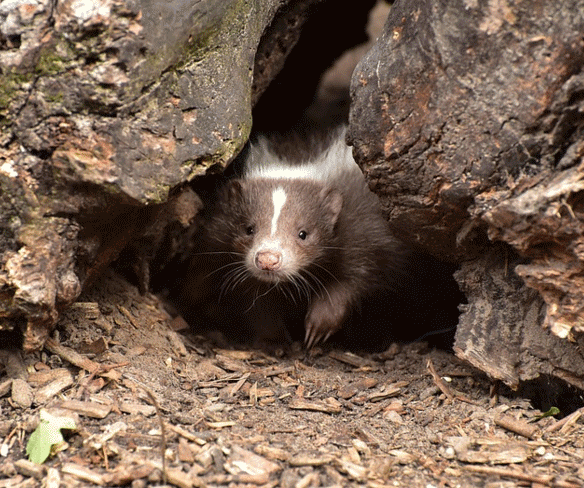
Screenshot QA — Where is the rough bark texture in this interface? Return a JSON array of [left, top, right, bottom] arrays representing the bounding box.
[[0, 0, 319, 351], [349, 0, 584, 387], [454, 246, 584, 390]]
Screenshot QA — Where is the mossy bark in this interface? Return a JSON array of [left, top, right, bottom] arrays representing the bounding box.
[[0, 0, 319, 350]]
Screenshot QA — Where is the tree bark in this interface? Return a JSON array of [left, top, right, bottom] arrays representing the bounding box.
[[349, 0, 584, 387]]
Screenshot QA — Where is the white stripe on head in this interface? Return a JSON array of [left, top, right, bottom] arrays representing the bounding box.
[[271, 187, 287, 236]]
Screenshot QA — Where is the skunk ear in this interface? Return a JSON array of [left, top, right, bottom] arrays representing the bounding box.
[[320, 187, 343, 225]]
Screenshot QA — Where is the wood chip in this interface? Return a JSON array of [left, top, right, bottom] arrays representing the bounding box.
[[447, 436, 530, 464], [119, 402, 156, 417], [338, 378, 379, 399], [335, 457, 368, 481], [69, 302, 100, 319], [347, 445, 361, 463], [288, 397, 343, 414], [44, 338, 100, 374], [99, 368, 124, 382], [13, 459, 46, 480], [34, 369, 74, 405], [229, 372, 250, 397], [127, 346, 147, 357], [61, 463, 105, 485], [83, 376, 107, 394], [324, 465, 346, 485], [178, 437, 196, 463], [45, 467, 60, 488], [495, 414, 540, 439], [427, 358, 455, 400], [59, 400, 112, 419], [214, 354, 248, 372], [295, 472, 320, 488], [165, 423, 208, 446], [329, 350, 373, 368], [204, 473, 270, 485], [0, 475, 25, 487], [77, 337, 108, 355], [260, 365, 295, 377], [367, 381, 408, 402], [105, 465, 154, 486], [247, 386, 274, 399], [463, 465, 581, 488], [198, 372, 243, 388], [195, 444, 222, 469], [215, 349, 255, 360], [254, 444, 291, 462], [11, 378, 33, 408], [206, 421, 236, 429], [117, 305, 139, 329], [289, 454, 335, 466], [354, 427, 381, 447], [27, 368, 71, 387], [383, 410, 404, 424], [147, 460, 202, 488], [427, 358, 479, 404], [352, 438, 371, 456], [388, 449, 415, 464], [166, 329, 188, 356], [86, 421, 127, 450], [224, 445, 280, 477]]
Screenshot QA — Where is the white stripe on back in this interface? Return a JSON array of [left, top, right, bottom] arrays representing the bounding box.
[[244, 132, 361, 183], [271, 187, 287, 236]]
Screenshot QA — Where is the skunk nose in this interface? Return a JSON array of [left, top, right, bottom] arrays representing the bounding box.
[[255, 250, 282, 271]]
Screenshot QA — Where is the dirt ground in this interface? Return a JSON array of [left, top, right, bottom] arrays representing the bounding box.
[[1, 269, 583, 488]]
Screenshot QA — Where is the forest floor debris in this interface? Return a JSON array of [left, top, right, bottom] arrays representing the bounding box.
[[1, 270, 583, 487]]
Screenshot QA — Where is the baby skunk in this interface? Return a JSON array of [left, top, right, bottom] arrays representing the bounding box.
[[179, 132, 409, 348]]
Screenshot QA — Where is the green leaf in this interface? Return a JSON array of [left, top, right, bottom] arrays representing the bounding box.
[[26, 410, 76, 464], [534, 406, 560, 421]]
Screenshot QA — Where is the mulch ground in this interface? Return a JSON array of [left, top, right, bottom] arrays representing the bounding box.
[[1, 270, 583, 487]]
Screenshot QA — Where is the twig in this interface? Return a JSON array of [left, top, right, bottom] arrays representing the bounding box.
[[81, 362, 129, 395], [165, 423, 207, 446], [229, 372, 250, 397], [494, 414, 539, 439], [44, 338, 100, 373], [142, 387, 167, 485], [463, 465, 580, 488], [121, 373, 167, 483], [45, 337, 128, 387], [117, 305, 140, 329], [545, 406, 584, 433], [426, 359, 479, 405], [426, 358, 455, 400]]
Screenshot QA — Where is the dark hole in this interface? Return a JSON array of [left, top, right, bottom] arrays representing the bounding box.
[[329, 254, 463, 352], [252, 0, 382, 133], [6, 34, 21, 49], [503, 376, 584, 419], [0, 328, 24, 350]]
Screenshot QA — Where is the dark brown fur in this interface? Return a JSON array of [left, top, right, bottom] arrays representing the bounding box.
[[177, 135, 409, 347]]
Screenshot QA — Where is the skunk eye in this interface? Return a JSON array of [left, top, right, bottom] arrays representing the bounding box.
[[298, 230, 307, 240], [246, 225, 255, 236]]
